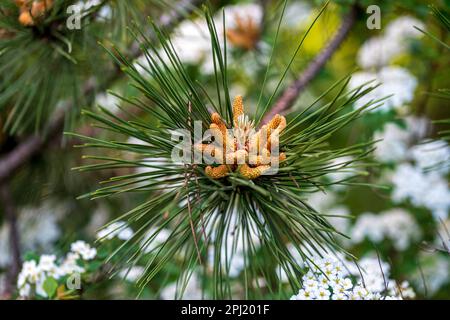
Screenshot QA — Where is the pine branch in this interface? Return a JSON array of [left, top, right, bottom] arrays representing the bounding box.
[[0, 0, 202, 183], [261, 5, 358, 124], [71, 5, 381, 297], [0, 183, 21, 297]]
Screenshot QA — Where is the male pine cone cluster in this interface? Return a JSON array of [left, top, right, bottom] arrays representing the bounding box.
[[15, 0, 53, 26], [197, 96, 286, 180]]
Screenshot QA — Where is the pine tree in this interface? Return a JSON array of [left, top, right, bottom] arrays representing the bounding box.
[[70, 3, 383, 299], [2, 0, 447, 300]]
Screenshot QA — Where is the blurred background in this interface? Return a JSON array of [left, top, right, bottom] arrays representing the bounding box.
[[0, 0, 449, 299]]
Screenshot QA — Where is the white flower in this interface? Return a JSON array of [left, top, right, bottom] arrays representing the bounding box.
[[357, 16, 424, 68], [291, 288, 316, 300], [283, 1, 312, 27], [95, 92, 121, 114], [38, 255, 56, 271], [409, 140, 450, 174], [17, 271, 27, 289], [35, 274, 48, 298], [302, 271, 316, 282], [0, 202, 62, 268], [331, 292, 348, 300], [385, 16, 425, 42], [325, 206, 351, 239], [391, 164, 427, 205], [38, 254, 60, 279], [349, 256, 391, 294], [17, 260, 45, 298], [389, 281, 416, 299], [170, 19, 213, 69], [307, 191, 337, 213], [374, 117, 428, 162], [19, 283, 31, 298], [59, 252, 85, 276], [18, 260, 40, 284], [405, 116, 429, 141], [119, 266, 145, 282], [357, 36, 404, 68], [97, 4, 112, 20], [351, 285, 370, 300], [317, 274, 331, 288], [222, 3, 263, 31], [342, 278, 353, 291], [391, 164, 450, 220], [374, 123, 410, 162], [373, 117, 430, 163], [349, 67, 417, 112], [72, 0, 102, 17], [97, 221, 134, 241], [70, 241, 97, 260], [316, 287, 331, 300], [412, 252, 449, 295], [160, 273, 203, 300], [136, 3, 264, 76], [141, 227, 171, 254], [304, 279, 320, 291], [351, 213, 385, 243], [290, 255, 414, 300], [16, 241, 98, 298], [351, 209, 421, 250], [326, 156, 356, 190]]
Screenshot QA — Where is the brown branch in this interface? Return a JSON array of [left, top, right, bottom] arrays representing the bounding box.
[[0, 0, 202, 183], [0, 183, 21, 297], [261, 5, 358, 124]]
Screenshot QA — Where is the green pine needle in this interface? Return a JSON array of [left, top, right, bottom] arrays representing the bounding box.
[[71, 5, 381, 299]]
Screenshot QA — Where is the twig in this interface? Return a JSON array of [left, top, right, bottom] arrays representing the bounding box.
[[416, 258, 428, 298], [0, 183, 21, 297], [261, 5, 358, 124], [375, 247, 388, 293], [0, 0, 202, 183], [185, 100, 202, 264]]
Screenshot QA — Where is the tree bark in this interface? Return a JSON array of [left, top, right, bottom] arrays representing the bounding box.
[[0, 184, 21, 297], [0, 0, 202, 183]]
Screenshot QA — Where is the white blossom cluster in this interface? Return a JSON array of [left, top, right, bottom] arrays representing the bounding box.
[[326, 156, 357, 191], [357, 16, 425, 69], [349, 256, 416, 299], [350, 16, 425, 112], [391, 163, 450, 220], [290, 256, 415, 300], [351, 209, 421, 250], [96, 220, 134, 241], [283, 1, 312, 28], [134, 3, 263, 75], [412, 251, 450, 295], [409, 140, 450, 175], [95, 92, 121, 114], [160, 273, 203, 300], [118, 266, 145, 283], [96, 222, 170, 283], [72, 0, 112, 20], [348, 66, 417, 112], [374, 121, 450, 220], [0, 202, 64, 267], [373, 117, 429, 163], [141, 227, 171, 254], [17, 241, 96, 299], [374, 123, 412, 162]]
